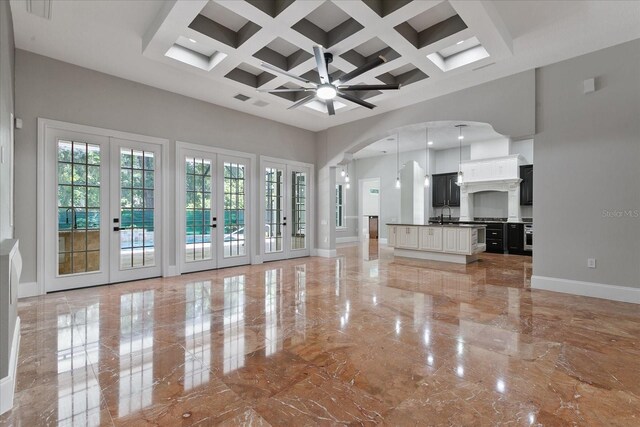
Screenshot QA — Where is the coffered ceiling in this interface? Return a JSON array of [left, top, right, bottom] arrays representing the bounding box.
[[10, 0, 640, 131]]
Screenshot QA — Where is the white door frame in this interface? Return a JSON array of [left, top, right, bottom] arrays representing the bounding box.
[[175, 141, 256, 274], [358, 177, 381, 242], [260, 156, 314, 261], [37, 118, 170, 295]]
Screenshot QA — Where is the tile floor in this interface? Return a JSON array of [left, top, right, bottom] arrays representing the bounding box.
[[1, 243, 639, 426]]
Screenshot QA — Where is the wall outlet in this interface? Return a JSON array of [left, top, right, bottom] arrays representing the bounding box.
[[587, 258, 596, 268]]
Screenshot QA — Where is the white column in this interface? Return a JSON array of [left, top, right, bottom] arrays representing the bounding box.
[[507, 183, 522, 222], [459, 186, 473, 221], [315, 165, 336, 256]]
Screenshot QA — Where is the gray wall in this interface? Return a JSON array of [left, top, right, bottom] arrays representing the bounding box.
[[14, 50, 316, 285], [0, 0, 15, 379], [534, 39, 640, 289]]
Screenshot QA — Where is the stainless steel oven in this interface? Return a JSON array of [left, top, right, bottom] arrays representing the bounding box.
[[524, 224, 533, 251]]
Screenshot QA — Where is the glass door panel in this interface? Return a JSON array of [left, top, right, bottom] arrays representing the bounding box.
[[218, 155, 250, 268], [265, 166, 285, 254], [110, 139, 162, 283], [119, 148, 155, 269], [223, 162, 246, 258], [57, 140, 102, 275], [186, 157, 213, 262], [291, 170, 307, 252]]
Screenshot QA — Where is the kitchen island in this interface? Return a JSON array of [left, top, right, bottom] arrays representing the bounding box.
[[387, 223, 486, 264]]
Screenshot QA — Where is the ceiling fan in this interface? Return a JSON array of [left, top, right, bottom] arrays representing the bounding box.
[[257, 45, 401, 116]]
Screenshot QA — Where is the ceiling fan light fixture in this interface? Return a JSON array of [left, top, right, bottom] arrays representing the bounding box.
[[317, 84, 337, 100]]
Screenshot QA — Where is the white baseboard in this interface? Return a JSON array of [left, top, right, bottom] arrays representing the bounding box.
[[314, 248, 337, 258], [336, 236, 359, 244], [18, 281, 39, 299], [531, 275, 640, 304], [0, 317, 21, 415]]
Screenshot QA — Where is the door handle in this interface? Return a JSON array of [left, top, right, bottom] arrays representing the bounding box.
[[283, 223, 287, 226], [113, 227, 120, 231], [210, 224, 217, 228]]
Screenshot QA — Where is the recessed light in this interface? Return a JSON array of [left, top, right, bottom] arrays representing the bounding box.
[[188, 38, 196, 43], [427, 141, 433, 145], [456, 40, 464, 45]]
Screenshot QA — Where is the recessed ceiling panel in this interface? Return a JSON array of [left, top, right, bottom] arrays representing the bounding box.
[[292, 2, 364, 47], [199, 1, 249, 32]]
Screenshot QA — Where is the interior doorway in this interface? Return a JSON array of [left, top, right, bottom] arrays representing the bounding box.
[[359, 178, 380, 241]]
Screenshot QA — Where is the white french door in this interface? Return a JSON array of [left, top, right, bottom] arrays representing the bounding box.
[[262, 159, 311, 262], [109, 139, 163, 283], [44, 129, 111, 291], [178, 148, 217, 273], [43, 127, 164, 292], [178, 146, 252, 273]]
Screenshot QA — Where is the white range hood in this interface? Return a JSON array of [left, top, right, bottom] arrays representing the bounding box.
[[458, 154, 524, 222]]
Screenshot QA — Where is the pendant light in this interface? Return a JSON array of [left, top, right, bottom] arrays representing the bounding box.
[[340, 167, 346, 177], [455, 124, 466, 186], [424, 127, 431, 187], [345, 163, 350, 189], [395, 132, 401, 189]]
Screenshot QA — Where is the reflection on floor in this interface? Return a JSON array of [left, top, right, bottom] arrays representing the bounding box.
[[3, 243, 639, 425]]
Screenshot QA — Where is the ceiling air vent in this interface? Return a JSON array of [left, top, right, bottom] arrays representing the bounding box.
[[233, 94, 251, 102], [26, 0, 52, 20], [253, 100, 269, 107]]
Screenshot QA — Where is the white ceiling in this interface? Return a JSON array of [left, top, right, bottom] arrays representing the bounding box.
[[353, 121, 503, 159], [9, 0, 640, 132]]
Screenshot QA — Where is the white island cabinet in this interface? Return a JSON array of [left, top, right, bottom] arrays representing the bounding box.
[[387, 224, 486, 264]]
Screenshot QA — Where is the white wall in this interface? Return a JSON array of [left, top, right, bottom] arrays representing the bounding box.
[[14, 50, 316, 285], [512, 139, 534, 164], [470, 138, 510, 160], [533, 39, 640, 296], [434, 146, 471, 174], [361, 180, 379, 216]]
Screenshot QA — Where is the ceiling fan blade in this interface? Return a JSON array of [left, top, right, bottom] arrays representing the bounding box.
[[338, 84, 400, 91], [338, 92, 376, 110], [336, 55, 387, 84], [287, 94, 317, 110], [313, 45, 330, 84], [260, 62, 312, 85], [257, 88, 311, 93], [326, 99, 336, 116]]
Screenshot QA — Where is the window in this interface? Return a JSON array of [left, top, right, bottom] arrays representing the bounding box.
[[335, 184, 345, 228]]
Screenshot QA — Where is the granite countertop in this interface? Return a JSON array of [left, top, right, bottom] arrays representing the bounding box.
[[387, 223, 487, 228], [428, 218, 533, 224]]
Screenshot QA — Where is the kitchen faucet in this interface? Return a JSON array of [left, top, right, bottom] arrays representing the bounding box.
[[439, 204, 452, 224]]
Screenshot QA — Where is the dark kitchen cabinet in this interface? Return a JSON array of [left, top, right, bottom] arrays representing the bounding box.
[[485, 223, 505, 253], [432, 174, 448, 207], [507, 223, 524, 254], [432, 173, 460, 207], [520, 165, 533, 206]]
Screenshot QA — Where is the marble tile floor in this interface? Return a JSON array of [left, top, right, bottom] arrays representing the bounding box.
[[1, 243, 638, 426]]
